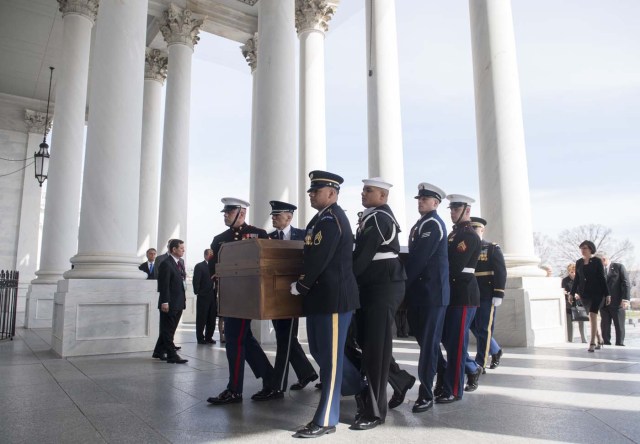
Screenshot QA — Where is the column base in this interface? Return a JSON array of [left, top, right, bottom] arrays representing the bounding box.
[[52, 279, 159, 357], [64, 253, 148, 279], [16, 282, 29, 328], [504, 254, 546, 277], [24, 283, 57, 329], [494, 276, 565, 347]]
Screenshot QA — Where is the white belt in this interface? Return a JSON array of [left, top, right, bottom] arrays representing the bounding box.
[[372, 252, 398, 261], [462, 267, 475, 273]]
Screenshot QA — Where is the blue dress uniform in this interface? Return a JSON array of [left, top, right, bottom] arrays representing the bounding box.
[[263, 201, 318, 396], [207, 199, 274, 404], [469, 217, 506, 370], [437, 195, 481, 402], [294, 171, 360, 434], [352, 198, 406, 423], [405, 183, 449, 409]]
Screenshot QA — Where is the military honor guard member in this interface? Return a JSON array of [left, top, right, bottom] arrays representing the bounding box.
[[256, 200, 318, 401], [436, 195, 482, 403], [290, 171, 361, 438], [207, 198, 275, 405], [404, 183, 450, 413], [350, 177, 407, 429], [468, 217, 506, 376]]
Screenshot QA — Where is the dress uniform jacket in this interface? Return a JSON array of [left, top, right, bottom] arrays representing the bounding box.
[[209, 223, 268, 275], [475, 240, 506, 300], [447, 221, 481, 307], [405, 210, 450, 306], [296, 203, 360, 315]]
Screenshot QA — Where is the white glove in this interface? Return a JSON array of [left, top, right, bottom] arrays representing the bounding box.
[[492, 297, 502, 307], [290, 282, 300, 296]]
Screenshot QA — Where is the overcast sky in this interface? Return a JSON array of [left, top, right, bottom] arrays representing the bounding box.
[[180, 1, 640, 269]]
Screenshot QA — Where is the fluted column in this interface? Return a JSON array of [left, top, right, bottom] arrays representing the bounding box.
[[32, 0, 97, 284], [252, 0, 297, 229], [469, 0, 541, 276], [242, 35, 259, 217], [366, 0, 408, 239], [295, 0, 334, 225], [156, 4, 203, 249], [138, 49, 167, 255], [64, 0, 148, 279]]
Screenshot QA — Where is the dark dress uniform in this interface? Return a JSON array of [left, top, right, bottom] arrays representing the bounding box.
[[352, 204, 406, 421], [405, 209, 449, 403], [267, 227, 317, 392], [210, 223, 274, 395], [438, 220, 481, 400], [295, 202, 360, 428], [469, 239, 506, 369]]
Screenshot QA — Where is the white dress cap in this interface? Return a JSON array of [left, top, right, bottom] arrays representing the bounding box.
[[220, 197, 250, 212], [416, 182, 447, 201], [445, 194, 475, 207], [362, 177, 393, 190]]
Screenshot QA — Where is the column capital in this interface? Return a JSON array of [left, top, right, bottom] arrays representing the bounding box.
[[57, 0, 99, 24], [145, 48, 168, 84], [241, 34, 258, 73], [295, 0, 336, 34], [24, 109, 52, 135], [160, 4, 204, 49]]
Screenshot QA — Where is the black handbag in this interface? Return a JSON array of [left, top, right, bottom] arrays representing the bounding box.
[[571, 301, 589, 322]]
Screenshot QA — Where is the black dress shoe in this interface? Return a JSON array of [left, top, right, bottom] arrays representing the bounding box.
[[166, 355, 188, 364], [207, 389, 242, 405], [197, 340, 206, 345], [388, 374, 416, 409], [489, 349, 503, 369], [205, 338, 217, 344], [435, 394, 459, 404], [412, 398, 434, 413], [350, 416, 382, 430], [173, 345, 181, 351], [152, 352, 167, 360], [315, 382, 322, 390], [290, 373, 319, 391], [604, 342, 612, 345], [293, 422, 336, 438], [251, 388, 284, 401], [616, 343, 625, 346], [464, 366, 482, 392]]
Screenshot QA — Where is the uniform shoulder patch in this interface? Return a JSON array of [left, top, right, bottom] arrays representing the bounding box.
[[314, 231, 323, 245], [457, 240, 467, 252]]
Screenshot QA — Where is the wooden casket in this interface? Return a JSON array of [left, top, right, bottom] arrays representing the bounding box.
[[216, 239, 304, 320]]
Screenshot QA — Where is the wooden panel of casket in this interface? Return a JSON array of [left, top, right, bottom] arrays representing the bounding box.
[[216, 239, 304, 320]]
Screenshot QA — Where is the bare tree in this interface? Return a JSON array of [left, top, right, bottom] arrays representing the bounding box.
[[555, 224, 635, 265]]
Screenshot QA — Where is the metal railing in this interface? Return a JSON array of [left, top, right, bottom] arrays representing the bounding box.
[[0, 270, 19, 340]]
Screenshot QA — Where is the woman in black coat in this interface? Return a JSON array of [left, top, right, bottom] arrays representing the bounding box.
[[570, 240, 611, 352], [562, 263, 586, 343]]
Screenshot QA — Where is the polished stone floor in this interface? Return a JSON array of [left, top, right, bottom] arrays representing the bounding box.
[[1, 321, 639, 444]]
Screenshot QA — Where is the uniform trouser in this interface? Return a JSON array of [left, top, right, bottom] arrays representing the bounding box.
[[356, 281, 404, 420], [154, 309, 182, 357], [407, 304, 447, 401], [224, 317, 274, 394], [566, 311, 586, 342], [438, 306, 477, 399], [600, 305, 625, 345], [307, 311, 355, 427], [395, 297, 410, 337], [271, 318, 317, 392], [195, 294, 217, 342], [470, 298, 501, 369]]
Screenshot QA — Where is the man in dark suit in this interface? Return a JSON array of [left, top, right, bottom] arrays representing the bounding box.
[[152, 239, 188, 364], [193, 248, 217, 345], [207, 198, 275, 406], [291, 171, 361, 438], [138, 248, 157, 279], [252, 201, 318, 401], [599, 254, 631, 346], [405, 183, 449, 413]]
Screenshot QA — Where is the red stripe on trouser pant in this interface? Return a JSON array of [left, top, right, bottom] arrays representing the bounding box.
[[233, 320, 246, 390], [452, 307, 468, 397]]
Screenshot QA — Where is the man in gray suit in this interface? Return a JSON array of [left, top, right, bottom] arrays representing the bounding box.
[[599, 254, 631, 346]]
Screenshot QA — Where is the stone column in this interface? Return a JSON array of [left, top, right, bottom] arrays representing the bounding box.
[[137, 48, 167, 255], [156, 5, 203, 249], [366, 0, 408, 239], [53, 0, 158, 357], [24, 0, 97, 329], [295, 0, 334, 226], [17, 111, 49, 327], [252, 0, 297, 230], [469, 0, 563, 348], [241, 35, 258, 217]]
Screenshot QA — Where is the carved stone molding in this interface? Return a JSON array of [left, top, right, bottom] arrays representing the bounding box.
[[241, 34, 258, 73], [145, 48, 168, 84], [295, 0, 335, 34], [24, 109, 53, 135], [57, 0, 99, 24], [160, 4, 204, 49]]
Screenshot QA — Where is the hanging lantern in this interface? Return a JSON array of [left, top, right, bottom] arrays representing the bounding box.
[[35, 66, 54, 187]]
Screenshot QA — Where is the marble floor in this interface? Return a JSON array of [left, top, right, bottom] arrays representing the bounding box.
[[1, 321, 639, 444]]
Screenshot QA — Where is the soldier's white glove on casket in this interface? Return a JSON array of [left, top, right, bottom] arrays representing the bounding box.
[[290, 282, 300, 296], [492, 297, 503, 307]]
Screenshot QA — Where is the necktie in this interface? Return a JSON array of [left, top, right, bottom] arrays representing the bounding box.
[[149, 263, 154, 274], [279, 230, 284, 240]]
